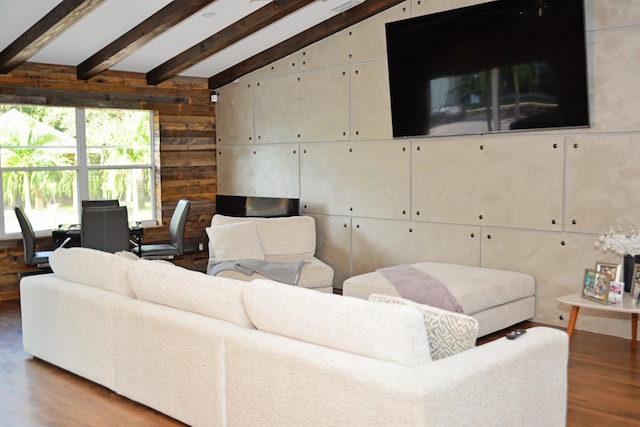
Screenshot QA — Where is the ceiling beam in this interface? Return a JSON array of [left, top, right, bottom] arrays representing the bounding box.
[[0, 0, 106, 75], [208, 0, 405, 89], [77, 0, 219, 81], [146, 0, 316, 86]]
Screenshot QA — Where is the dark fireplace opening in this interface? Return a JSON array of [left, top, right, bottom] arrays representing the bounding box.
[[215, 195, 300, 218]]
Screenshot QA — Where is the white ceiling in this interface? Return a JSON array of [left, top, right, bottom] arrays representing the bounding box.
[[0, 0, 368, 83]]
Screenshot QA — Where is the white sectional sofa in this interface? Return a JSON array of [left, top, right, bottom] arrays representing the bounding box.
[[20, 247, 568, 427], [206, 214, 334, 292]]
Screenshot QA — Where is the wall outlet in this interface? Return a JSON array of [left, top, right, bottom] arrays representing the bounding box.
[[198, 242, 204, 251]]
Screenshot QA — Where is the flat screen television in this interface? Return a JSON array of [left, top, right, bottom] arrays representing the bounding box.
[[385, 0, 589, 138]]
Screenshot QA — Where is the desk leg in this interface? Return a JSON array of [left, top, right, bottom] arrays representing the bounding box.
[[135, 235, 142, 258], [632, 313, 637, 352], [566, 306, 579, 339]]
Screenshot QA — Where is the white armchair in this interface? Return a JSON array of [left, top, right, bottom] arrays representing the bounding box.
[[206, 214, 334, 292]]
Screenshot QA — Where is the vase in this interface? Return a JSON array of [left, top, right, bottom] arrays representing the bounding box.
[[623, 254, 640, 293]]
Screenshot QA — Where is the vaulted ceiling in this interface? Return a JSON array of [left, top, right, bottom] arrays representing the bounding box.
[[0, 0, 403, 89]]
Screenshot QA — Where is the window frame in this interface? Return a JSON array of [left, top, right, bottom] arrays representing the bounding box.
[[0, 105, 158, 238]]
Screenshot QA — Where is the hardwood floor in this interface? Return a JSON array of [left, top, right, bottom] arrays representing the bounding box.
[[1, 298, 639, 426]]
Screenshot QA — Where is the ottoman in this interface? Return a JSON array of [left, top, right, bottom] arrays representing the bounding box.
[[343, 262, 535, 337]]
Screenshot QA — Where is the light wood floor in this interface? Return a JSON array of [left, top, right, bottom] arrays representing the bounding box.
[[1, 299, 639, 426]]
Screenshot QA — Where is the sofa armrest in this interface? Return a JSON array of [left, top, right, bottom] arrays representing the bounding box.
[[224, 326, 567, 426], [410, 326, 567, 426]]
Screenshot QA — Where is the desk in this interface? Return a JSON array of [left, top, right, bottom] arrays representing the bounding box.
[[557, 292, 639, 350], [53, 223, 143, 252]]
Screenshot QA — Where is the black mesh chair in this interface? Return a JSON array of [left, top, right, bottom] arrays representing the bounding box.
[[133, 199, 190, 259], [14, 206, 54, 267], [81, 206, 131, 253]]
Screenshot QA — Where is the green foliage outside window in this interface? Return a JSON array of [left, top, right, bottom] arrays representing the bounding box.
[[0, 104, 154, 235]]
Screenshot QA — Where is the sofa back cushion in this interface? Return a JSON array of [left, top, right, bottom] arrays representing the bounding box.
[[243, 279, 431, 367], [49, 247, 136, 297], [129, 259, 254, 329], [210, 214, 316, 258]]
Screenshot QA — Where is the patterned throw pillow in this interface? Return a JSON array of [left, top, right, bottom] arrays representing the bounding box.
[[369, 293, 478, 360]]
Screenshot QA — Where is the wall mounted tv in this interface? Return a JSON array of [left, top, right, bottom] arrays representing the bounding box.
[[386, 0, 589, 138]]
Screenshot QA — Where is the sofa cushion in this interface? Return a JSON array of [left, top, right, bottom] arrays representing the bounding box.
[[49, 247, 136, 298], [210, 214, 316, 258], [268, 255, 334, 288], [207, 221, 265, 262], [243, 279, 431, 367], [369, 293, 478, 360], [129, 259, 254, 329]]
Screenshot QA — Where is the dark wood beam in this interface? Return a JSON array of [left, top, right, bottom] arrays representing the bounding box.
[[77, 0, 219, 80], [147, 0, 315, 86], [208, 0, 405, 89], [0, 0, 106, 74]]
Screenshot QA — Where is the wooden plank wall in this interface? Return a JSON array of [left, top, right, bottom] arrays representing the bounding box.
[[0, 63, 217, 300]]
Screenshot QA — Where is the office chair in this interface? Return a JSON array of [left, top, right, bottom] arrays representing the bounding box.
[[81, 199, 119, 209], [81, 206, 131, 253], [133, 199, 190, 259], [14, 206, 54, 267]]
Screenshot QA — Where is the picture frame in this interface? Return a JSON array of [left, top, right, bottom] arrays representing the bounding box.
[[582, 268, 611, 304], [608, 281, 624, 304], [632, 264, 640, 299], [595, 261, 622, 282]]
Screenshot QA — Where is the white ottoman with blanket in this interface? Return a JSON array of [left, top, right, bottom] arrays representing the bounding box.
[[343, 262, 535, 337]]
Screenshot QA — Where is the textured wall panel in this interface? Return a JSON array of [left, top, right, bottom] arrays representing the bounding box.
[[351, 218, 480, 276], [347, 2, 410, 63], [565, 135, 640, 233], [351, 62, 393, 140], [216, 81, 254, 145], [300, 141, 410, 219], [254, 68, 350, 143], [299, 3, 409, 71], [242, 52, 300, 79], [217, 144, 299, 198], [480, 227, 629, 337], [412, 0, 486, 17], [299, 29, 350, 70], [586, 0, 640, 31], [412, 136, 564, 230], [589, 27, 640, 132], [312, 215, 353, 289]]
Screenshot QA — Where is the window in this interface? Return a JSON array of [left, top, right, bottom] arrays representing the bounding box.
[[0, 104, 156, 237]]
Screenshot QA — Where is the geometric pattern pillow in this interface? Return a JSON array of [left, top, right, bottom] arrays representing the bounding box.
[[369, 293, 478, 360]]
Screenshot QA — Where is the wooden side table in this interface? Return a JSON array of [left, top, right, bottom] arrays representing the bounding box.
[[557, 292, 639, 350]]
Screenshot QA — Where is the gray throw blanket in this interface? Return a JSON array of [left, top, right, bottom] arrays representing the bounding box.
[[377, 264, 464, 313], [208, 259, 305, 285]]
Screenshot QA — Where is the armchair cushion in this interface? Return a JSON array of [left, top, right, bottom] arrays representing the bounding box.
[[369, 293, 478, 360], [207, 221, 265, 262], [210, 214, 316, 257]]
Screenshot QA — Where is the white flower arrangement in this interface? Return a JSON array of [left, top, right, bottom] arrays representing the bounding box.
[[595, 226, 640, 256]]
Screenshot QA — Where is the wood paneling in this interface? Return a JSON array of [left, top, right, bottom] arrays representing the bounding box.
[[0, 62, 216, 298]]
